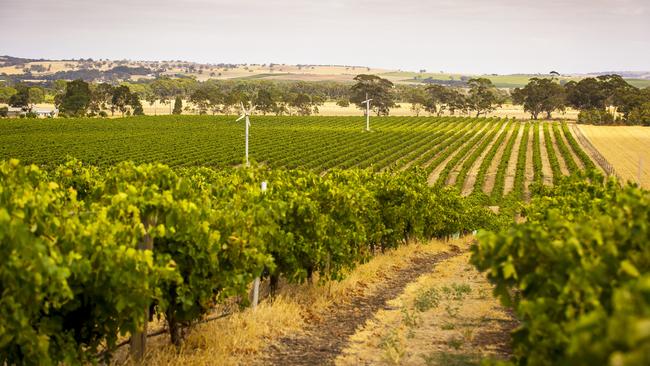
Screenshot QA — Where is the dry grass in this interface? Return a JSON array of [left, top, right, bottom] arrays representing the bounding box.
[[111, 239, 456, 366], [6, 99, 579, 119], [578, 125, 650, 188], [336, 243, 515, 365]]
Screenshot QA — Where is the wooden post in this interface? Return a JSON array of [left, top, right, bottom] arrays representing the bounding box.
[[131, 217, 154, 362], [250, 181, 268, 309], [639, 155, 643, 187]]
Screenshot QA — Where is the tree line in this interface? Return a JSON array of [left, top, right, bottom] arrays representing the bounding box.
[[511, 74, 650, 125], [1, 73, 648, 124], [0, 75, 507, 118]]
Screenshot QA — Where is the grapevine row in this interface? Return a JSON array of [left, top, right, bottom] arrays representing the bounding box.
[[510, 121, 531, 200], [552, 123, 580, 173], [0, 158, 495, 364], [561, 122, 596, 170], [543, 122, 563, 184], [471, 121, 513, 197], [489, 122, 523, 203]]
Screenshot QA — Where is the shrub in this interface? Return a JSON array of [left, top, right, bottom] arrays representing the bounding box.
[[577, 108, 614, 125]]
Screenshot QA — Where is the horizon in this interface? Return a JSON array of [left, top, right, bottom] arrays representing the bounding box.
[[1, 0, 649, 75], [2, 54, 650, 77]]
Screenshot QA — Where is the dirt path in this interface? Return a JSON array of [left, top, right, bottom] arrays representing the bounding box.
[[461, 123, 508, 196], [539, 123, 554, 185], [482, 127, 514, 194], [547, 123, 569, 176], [263, 242, 517, 366], [336, 249, 517, 365], [264, 247, 467, 365], [524, 124, 535, 199], [503, 124, 525, 195]]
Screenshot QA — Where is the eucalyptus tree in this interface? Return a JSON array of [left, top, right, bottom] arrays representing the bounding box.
[[350, 74, 396, 116]]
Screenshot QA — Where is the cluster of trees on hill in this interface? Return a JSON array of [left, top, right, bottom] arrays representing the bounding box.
[[0, 79, 144, 117], [406, 78, 507, 117], [0, 75, 507, 118], [1, 66, 158, 84], [511, 74, 650, 125], [3, 71, 647, 123], [57, 80, 144, 117]]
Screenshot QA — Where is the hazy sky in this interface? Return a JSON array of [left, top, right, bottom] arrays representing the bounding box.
[[1, 0, 648, 74]]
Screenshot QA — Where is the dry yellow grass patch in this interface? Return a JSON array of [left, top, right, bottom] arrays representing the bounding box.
[[578, 125, 650, 188], [335, 245, 514, 366], [11, 100, 579, 119], [112, 239, 456, 366]]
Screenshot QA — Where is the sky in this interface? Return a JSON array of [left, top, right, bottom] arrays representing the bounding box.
[[1, 0, 649, 74]]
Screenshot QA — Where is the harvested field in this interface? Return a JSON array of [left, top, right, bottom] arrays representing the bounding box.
[[578, 125, 650, 188]]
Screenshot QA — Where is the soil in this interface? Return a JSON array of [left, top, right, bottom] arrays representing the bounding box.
[[263, 243, 517, 366], [524, 125, 535, 199], [263, 247, 464, 365], [547, 124, 569, 176], [427, 123, 490, 185], [461, 123, 508, 196], [503, 124, 525, 195], [447, 123, 500, 186], [559, 126, 584, 170], [539, 123, 554, 185], [482, 127, 514, 194]]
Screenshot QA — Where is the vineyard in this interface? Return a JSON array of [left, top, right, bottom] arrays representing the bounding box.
[[3, 115, 648, 366], [0, 115, 597, 202], [0, 159, 493, 364], [472, 172, 650, 366]]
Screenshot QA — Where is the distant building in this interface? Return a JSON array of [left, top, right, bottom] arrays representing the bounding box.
[[32, 107, 58, 118], [6, 107, 22, 117], [5, 106, 58, 118]]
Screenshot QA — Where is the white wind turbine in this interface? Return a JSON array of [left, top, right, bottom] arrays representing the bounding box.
[[236, 102, 256, 167], [361, 93, 372, 131]]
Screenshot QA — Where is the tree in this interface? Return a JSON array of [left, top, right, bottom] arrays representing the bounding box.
[[466, 78, 502, 117], [423, 85, 461, 116], [130, 93, 144, 115], [565, 75, 641, 123], [172, 96, 183, 115], [565, 78, 607, 110], [628, 102, 650, 126], [89, 83, 114, 115], [512, 78, 566, 119], [406, 87, 427, 116], [57, 79, 92, 117], [111, 85, 132, 116], [336, 99, 350, 107], [350, 74, 396, 116], [255, 88, 277, 115], [9, 85, 32, 112], [0, 86, 17, 104], [289, 93, 319, 116], [189, 88, 211, 115]]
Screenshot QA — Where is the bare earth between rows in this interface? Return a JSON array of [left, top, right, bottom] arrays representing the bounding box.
[[262, 247, 464, 365], [263, 243, 517, 366]]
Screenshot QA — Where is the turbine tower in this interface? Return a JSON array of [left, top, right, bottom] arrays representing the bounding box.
[[236, 102, 256, 167], [361, 93, 372, 131]]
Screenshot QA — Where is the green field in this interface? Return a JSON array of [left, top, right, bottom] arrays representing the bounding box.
[[382, 71, 650, 88], [0, 115, 596, 202]]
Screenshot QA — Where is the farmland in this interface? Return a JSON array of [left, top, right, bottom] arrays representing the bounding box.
[[577, 125, 650, 189], [0, 115, 595, 201]]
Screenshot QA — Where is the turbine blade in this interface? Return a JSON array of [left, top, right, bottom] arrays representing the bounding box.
[[236, 115, 245, 122], [250, 105, 257, 113], [240, 102, 245, 112]]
